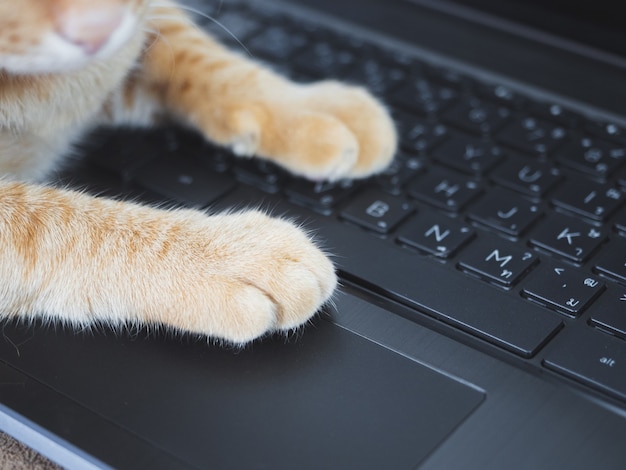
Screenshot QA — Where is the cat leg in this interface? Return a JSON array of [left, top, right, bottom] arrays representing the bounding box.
[[134, 3, 397, 181], [0, 183, 336, 344]]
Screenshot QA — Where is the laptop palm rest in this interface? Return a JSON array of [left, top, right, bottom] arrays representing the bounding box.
[[0, 302, 483, 469]]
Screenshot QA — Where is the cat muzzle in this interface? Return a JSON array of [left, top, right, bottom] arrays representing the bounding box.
[[54, 3, 126, 55]]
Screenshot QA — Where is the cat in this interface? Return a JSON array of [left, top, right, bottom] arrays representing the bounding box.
[[0, 0, 397, 344]]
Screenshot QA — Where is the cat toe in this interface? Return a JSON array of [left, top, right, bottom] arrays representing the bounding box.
[[247, 214, 338, 332], [326, 146, 359, 182], [271, 248, 338, 332], [213, 284, 280, 344], [300, 81, 398, 180], [226, 109, 262, 157]]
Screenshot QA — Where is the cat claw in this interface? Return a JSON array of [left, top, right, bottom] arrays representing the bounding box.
[[324, 146, 359, 182], [231, 132, 259, 157]]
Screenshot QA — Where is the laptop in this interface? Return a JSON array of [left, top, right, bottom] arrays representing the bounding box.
[[1, 0, 626, 467]]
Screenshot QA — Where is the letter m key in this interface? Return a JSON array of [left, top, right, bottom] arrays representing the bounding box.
[[486, 249, 513, 267]]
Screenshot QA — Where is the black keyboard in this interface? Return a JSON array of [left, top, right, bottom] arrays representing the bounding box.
[[57, 0, 626, 403]]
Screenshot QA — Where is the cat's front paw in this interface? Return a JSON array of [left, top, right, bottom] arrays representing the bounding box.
[[165, 211, 337, 344], [219, 79, 397, 181]]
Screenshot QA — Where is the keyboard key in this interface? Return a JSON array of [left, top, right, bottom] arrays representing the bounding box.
[[425, 65, 473, 91], [394, 112, 448, 154], [198, 147, 232, 173], [408, 168, 482, 212], [85, 128, 160, 179], [247, 25, 308, 60], [618, 167, 626, 188], [530, 213, 607, 263], [134, 154, 237, 208], [233, 159, 287, 193], [375, 153, 424, 194], [594, 239, 626, 284], [551, 179, 624, 221], [432, 134, 504, 176], [467, 188, 542, 237], [586, 120, 626, 146], [523, 265, 604, 316], [458, 235, 538, 287], [442, 98, 511, 135], [293, 40, 357, 77], [397, 211, 474, 258], [392, 79, 459, 116], [590, 287, 626, 338], [556, 136, 626, 179], [528, 102, 580, 127], [496, 116, 568, 156], [340, 190, 414, 234], [544, 327, 626, 401], [285, 179, 356, 213], [475, 83, 526, 108], [491, 158, 562, 197], [614, 209, 626, 233], [342, 56, 407, 95]]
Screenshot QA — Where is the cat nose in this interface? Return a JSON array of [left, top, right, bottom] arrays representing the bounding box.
[[54, 5, 126, 55]]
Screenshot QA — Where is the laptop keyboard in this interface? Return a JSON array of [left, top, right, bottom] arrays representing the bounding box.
[[58, 0, 626, 403]]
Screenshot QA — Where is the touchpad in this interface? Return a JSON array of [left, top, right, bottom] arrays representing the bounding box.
[[0, 315, 484, 468]]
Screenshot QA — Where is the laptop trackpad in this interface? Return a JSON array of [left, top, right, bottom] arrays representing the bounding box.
[[1, 313, 484, 468]]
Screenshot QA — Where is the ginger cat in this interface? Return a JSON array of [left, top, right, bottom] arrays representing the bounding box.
[[0, 0, 397, 344]]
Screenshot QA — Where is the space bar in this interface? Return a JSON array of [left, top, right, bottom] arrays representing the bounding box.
[[315, 220, 563, 358]]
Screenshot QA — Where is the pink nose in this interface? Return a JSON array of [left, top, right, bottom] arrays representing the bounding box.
[[55, 5, 125, 55]]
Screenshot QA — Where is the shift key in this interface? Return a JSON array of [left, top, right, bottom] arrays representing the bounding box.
[[544, 327, 626, 401]]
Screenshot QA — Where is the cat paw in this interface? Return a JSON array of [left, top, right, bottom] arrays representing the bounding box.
[[218, 79, 397, 181], [159, 211, 337, 344]]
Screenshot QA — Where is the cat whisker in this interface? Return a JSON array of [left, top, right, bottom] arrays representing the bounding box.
[[150, 3, 253, 56], [213, 0, 226, 17], [140, 23, 180, 82], [1, 322, 22, 358], [142, 25, 168, 54]]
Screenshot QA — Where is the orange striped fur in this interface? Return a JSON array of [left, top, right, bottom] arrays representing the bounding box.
[[0, 0, 396, 343]]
